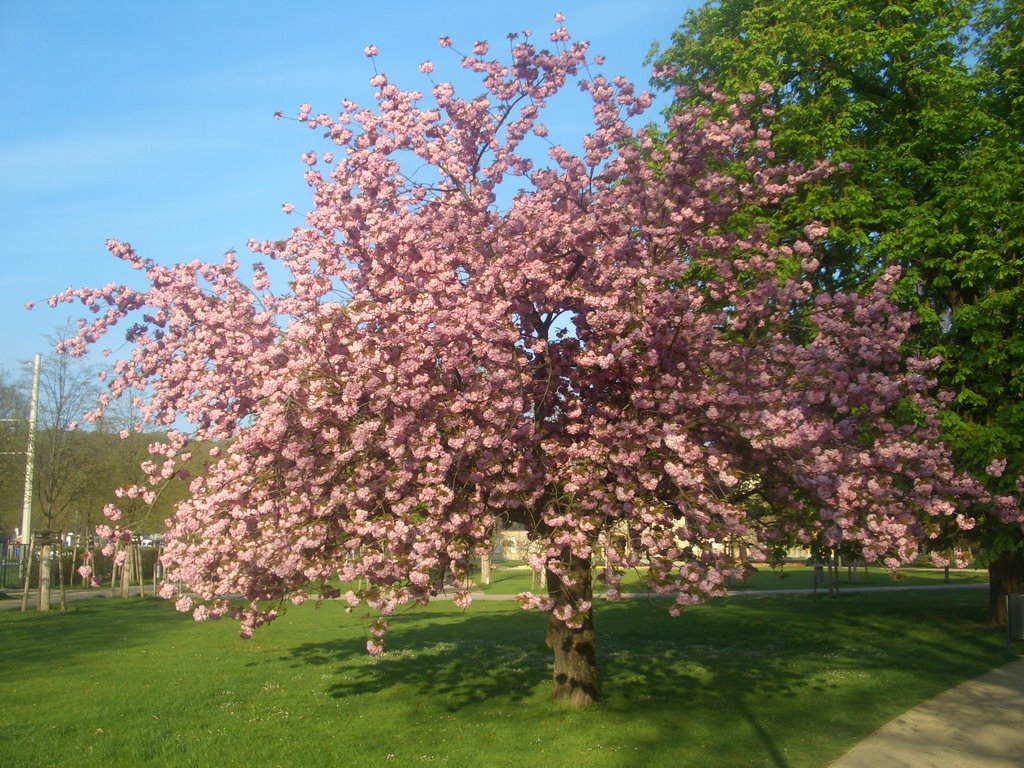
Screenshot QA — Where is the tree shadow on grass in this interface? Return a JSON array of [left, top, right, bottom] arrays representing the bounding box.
[[595, 597, 828, 767], [285, 596, 827, 713], [0, 597, 188, 679], [281, 597, 820, 764], [284, 604, 553, 708], [599, 591, 1007, 767], [283, 591, 1007, 767]]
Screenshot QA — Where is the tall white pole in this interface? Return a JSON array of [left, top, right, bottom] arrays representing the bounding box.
[[20, 353, 40, 543]]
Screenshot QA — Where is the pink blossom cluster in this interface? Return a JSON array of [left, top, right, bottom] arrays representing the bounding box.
[[43, 19, 1021, 648]]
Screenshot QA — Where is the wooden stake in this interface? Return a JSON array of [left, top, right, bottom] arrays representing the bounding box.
[[20, 533, 35, 612], [56, 537, 67, 612]]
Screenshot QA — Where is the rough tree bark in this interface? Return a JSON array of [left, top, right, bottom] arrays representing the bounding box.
[[545, 557, 598, 708], [988, 548, 1024, 624]]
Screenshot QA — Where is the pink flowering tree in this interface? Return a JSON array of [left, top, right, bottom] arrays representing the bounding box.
[[44, 19, 1016, 707]]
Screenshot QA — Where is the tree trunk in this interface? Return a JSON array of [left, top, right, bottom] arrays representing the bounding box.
[[988, 549, 1024, 624], [826, 549, 839, 597], [39, 543, 52, 612], [119, 544, 133, 598], [480, 548, 492, 586], [545, 557, 598, 708]]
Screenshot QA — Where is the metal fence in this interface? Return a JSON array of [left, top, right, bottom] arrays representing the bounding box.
[[0, 539, 24, 589]]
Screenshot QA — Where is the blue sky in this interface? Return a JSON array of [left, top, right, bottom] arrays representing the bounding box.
[[0, 0, 696, 378]]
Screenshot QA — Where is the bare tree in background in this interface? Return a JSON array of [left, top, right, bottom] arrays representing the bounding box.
[[28, 324, 98, 531]]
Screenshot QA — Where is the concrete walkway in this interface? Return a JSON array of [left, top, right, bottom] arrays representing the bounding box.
[[830, 657, 1024, 768]]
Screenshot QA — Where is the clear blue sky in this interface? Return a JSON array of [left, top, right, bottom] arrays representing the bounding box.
[[0, 0, 696, 377]]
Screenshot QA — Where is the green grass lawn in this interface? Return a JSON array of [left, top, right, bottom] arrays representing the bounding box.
[[0, 589, 1013, 768], [726, 563, 989, 591], [472, 562, 989, 595]]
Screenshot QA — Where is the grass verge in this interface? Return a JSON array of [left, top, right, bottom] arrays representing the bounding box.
[[0, 589, 1013, 767]]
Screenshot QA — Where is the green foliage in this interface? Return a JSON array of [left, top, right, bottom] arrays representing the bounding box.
[[0, 422, 209, 540], [0, 367, 29, 537], [653, 0, 1024, 560]]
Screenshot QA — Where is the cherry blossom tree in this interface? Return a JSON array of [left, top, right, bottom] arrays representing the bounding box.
[[43, 18, 1018, 707]]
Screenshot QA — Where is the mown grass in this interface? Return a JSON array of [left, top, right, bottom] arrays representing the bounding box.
[[724, 563, 988, 591], [0, 589, 1013, 768], [472, 562, 989, 595]]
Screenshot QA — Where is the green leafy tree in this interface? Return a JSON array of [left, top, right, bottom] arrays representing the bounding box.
[[84, 398, 206, 538], [653, 0, 1024, 621]]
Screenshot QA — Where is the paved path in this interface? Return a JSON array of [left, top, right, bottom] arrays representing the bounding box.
[[830, 658, 1024, 767]]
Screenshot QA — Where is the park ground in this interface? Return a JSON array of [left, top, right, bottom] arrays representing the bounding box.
[[2, 567, 1022, 767]]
